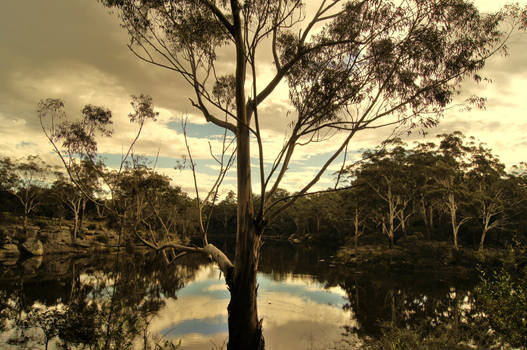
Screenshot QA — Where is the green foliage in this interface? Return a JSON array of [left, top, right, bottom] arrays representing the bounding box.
[[474, 269, 527, 347], [27, 307, 65, 347], [369, 322, 473, 350], [154, 339, 182, 350]]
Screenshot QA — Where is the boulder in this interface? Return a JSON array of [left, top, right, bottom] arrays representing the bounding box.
[[20, 238, 44, 256], [22, 256, 43, 275], [1, 243, 19, 254], [0, 243, 19, 259], [0, 226, 9, 238], [0, 256, 18, 266]]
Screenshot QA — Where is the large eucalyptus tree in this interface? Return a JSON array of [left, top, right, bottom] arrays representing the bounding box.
[[44, 0, 527, 347]]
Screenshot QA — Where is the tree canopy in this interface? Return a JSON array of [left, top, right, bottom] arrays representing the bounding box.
[[39, 0, 527, 348]]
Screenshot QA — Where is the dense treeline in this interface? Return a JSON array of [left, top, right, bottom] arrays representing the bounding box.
[[0, 156, 198, 245], [1, 131, 526, 251], [339, 132, 527, 250], [277, 131, 527, 250]]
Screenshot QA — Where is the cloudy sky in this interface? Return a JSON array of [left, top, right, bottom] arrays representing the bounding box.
[[1, 0, 526, 197]]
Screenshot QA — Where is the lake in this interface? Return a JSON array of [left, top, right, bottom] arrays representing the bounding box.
[[0, 242, 478, 349]]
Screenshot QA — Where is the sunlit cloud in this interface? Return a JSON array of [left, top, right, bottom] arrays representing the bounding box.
[[1, 0, 526, 195]]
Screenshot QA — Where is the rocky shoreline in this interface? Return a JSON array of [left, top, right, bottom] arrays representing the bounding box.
[[0, 221, 122, 263]]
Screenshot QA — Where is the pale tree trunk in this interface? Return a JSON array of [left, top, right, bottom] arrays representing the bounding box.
[[22, 197, 37, 234], [67, 198, 81, 242], [73, 210, 79, 242], [228, 112, 264, 349], [17, 188, 34, 232], [96, 204, 104, 218], [452, 218, 459, 250], [479, 213, 499, 251], [478, 202, 502, 251], [381, 217, 394, 248], [227, 8, 264, 347], [479, 227, 489, 251], [397, 206, 410, 237], [354, 208, 361, 250], [447, 193, 470, 251], [79, 198, 86, 231], [400, 213, 407, 236], [448, 194, 459, 250], [387, 189, 396, 247]]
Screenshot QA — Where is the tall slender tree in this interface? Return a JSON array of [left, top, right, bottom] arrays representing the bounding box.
[[42, 0, 527, 347]]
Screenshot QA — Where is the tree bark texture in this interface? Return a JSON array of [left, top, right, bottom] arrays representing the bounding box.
[[227, 5, 264, 346]]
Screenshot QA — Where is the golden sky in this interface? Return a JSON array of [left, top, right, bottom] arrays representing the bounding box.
[[0, 0, 526, 195]]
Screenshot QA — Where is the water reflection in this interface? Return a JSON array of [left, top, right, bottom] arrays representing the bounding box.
[[0, 243, 479, 349], [0, 252, 206, 349], [154, 264, 353, 349]]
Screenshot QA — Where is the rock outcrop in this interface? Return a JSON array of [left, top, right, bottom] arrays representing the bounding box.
[[20, 238, 44, 256], [0, 243, 19, 259]]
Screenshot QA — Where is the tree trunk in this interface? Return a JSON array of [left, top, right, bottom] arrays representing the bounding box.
[[228, 224, 264, 350], [382, 219, 394, 248], [23, 197, 31, 232], [448, 194, 459, 250], [354, 209, 360, 250], [479, 226, 489, 251], [387, 189, 396, 247], [227, 12, 264, 346], [453, 226, 459, 250], [73, 211, 79, 242], [228, 118, 264, 348], [228, 124, 264, 348], [400, 211, 407, 236], [451, 213, 459, 251], [79, 198, 86, 231]]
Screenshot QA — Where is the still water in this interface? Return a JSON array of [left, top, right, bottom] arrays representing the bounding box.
[[0, 242, 476, 349]]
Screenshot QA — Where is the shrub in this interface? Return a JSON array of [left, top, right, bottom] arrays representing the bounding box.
[[474, 268, 527, 348]]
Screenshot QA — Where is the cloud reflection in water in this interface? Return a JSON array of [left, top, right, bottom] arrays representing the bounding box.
[[150, 264, 353, 349]]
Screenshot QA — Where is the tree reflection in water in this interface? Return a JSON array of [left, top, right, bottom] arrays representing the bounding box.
[[0, 244, 498, 349], [0, 252, 207, 349]]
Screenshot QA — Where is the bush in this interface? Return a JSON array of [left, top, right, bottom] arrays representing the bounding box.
[[366, 321, 473, 350], [474, 268, 527, 348]]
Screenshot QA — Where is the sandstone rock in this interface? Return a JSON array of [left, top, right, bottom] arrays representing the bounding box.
[[0, 256, 18, 266], [20, 238, 44, 256], [1, 243, 19, 254], [22, 256, 43, 274], [0, 226, 9, 237], [0, 243, 19, 260]]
